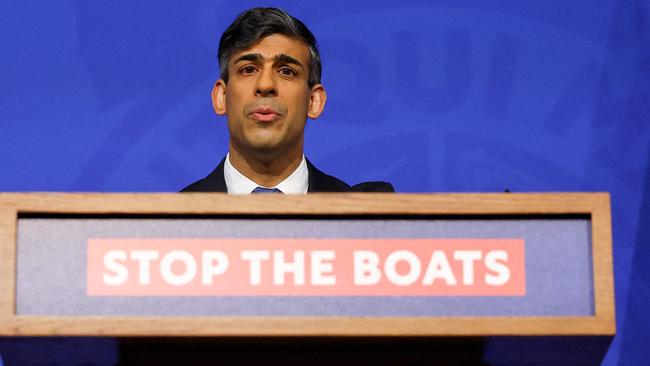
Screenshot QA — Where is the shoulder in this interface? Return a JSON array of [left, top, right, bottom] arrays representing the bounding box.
[[350, 181, 395, 192], [180, 158, 227, 192], [306, 159, 395, 193]]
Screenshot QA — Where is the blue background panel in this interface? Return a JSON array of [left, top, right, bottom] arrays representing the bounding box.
[[1, 1, 648, 365]]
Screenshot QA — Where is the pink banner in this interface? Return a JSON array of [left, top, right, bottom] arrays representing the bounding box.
[[87, 239, 525, 296]]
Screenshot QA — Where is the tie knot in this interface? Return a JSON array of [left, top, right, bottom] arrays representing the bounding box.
[[251, 187, 283, 194]]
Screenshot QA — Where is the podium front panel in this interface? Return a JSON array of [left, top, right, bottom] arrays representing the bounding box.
[[0, 193, 614, 336], [16, 216, 592, 317]]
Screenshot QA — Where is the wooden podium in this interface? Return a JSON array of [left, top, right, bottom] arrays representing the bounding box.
[[0, 193, 615, 365]]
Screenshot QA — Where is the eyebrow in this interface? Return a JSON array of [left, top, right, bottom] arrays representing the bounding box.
[[233, 53, 262, 64], [275, 54, 303, 68], [233, 53, 304, 68]]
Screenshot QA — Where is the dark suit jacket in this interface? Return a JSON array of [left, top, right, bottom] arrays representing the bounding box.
[[181, 157, 394, 193]]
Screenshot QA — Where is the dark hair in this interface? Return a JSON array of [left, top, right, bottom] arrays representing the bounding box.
[[218, 7, 321, 87]]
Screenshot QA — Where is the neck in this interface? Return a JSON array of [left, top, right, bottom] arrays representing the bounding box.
[[228, 145, 303, 187]]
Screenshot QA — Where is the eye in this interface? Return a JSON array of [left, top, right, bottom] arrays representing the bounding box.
[[278, 67, 297, 77], [239, 65, 257, 75]]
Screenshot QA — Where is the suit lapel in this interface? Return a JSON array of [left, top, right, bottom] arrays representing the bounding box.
[[307, 159, 349, 192], [199, 157, 227, 192]]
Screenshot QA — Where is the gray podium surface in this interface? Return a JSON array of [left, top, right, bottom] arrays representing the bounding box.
[[16, 217, 592, 317]]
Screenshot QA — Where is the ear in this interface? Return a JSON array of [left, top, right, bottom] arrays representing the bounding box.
[[307, 84, 327, 119], [211, 79, 227, 115]]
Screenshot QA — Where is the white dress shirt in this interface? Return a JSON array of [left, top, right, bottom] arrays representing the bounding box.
[[223, 153, 309, 194]]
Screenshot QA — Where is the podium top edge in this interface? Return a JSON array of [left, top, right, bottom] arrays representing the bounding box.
[[0, 192, 610, 216]]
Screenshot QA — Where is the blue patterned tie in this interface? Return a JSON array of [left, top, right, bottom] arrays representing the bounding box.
[[251, 187, 283, 194]]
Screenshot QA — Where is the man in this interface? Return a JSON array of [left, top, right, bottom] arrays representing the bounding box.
[[182, 7, 393, 193]]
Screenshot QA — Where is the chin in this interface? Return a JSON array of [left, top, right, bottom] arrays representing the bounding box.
[[243, 139, 282, 155], [245, 132, 283, 149]]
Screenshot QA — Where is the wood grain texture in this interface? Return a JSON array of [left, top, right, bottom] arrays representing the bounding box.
[[0, 316, 614, 337], [0, 195, 17, 316], [590, 194, 616, 333], [0, 192, 609, 215], [0, 192, 615, 337]]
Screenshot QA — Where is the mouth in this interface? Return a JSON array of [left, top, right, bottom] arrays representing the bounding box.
[[249, 106, 282, 122]]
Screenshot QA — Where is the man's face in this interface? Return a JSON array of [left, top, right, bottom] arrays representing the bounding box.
[[212, 34, 326, 163]]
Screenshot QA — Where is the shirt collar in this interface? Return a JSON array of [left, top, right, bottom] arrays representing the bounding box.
[[224, 153, 309, 195]]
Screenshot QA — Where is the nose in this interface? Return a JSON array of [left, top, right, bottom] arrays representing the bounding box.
[[255, 68, 277, 97]]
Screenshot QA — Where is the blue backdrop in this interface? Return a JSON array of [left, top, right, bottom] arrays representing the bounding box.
[[1, 1, 648, 365]]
